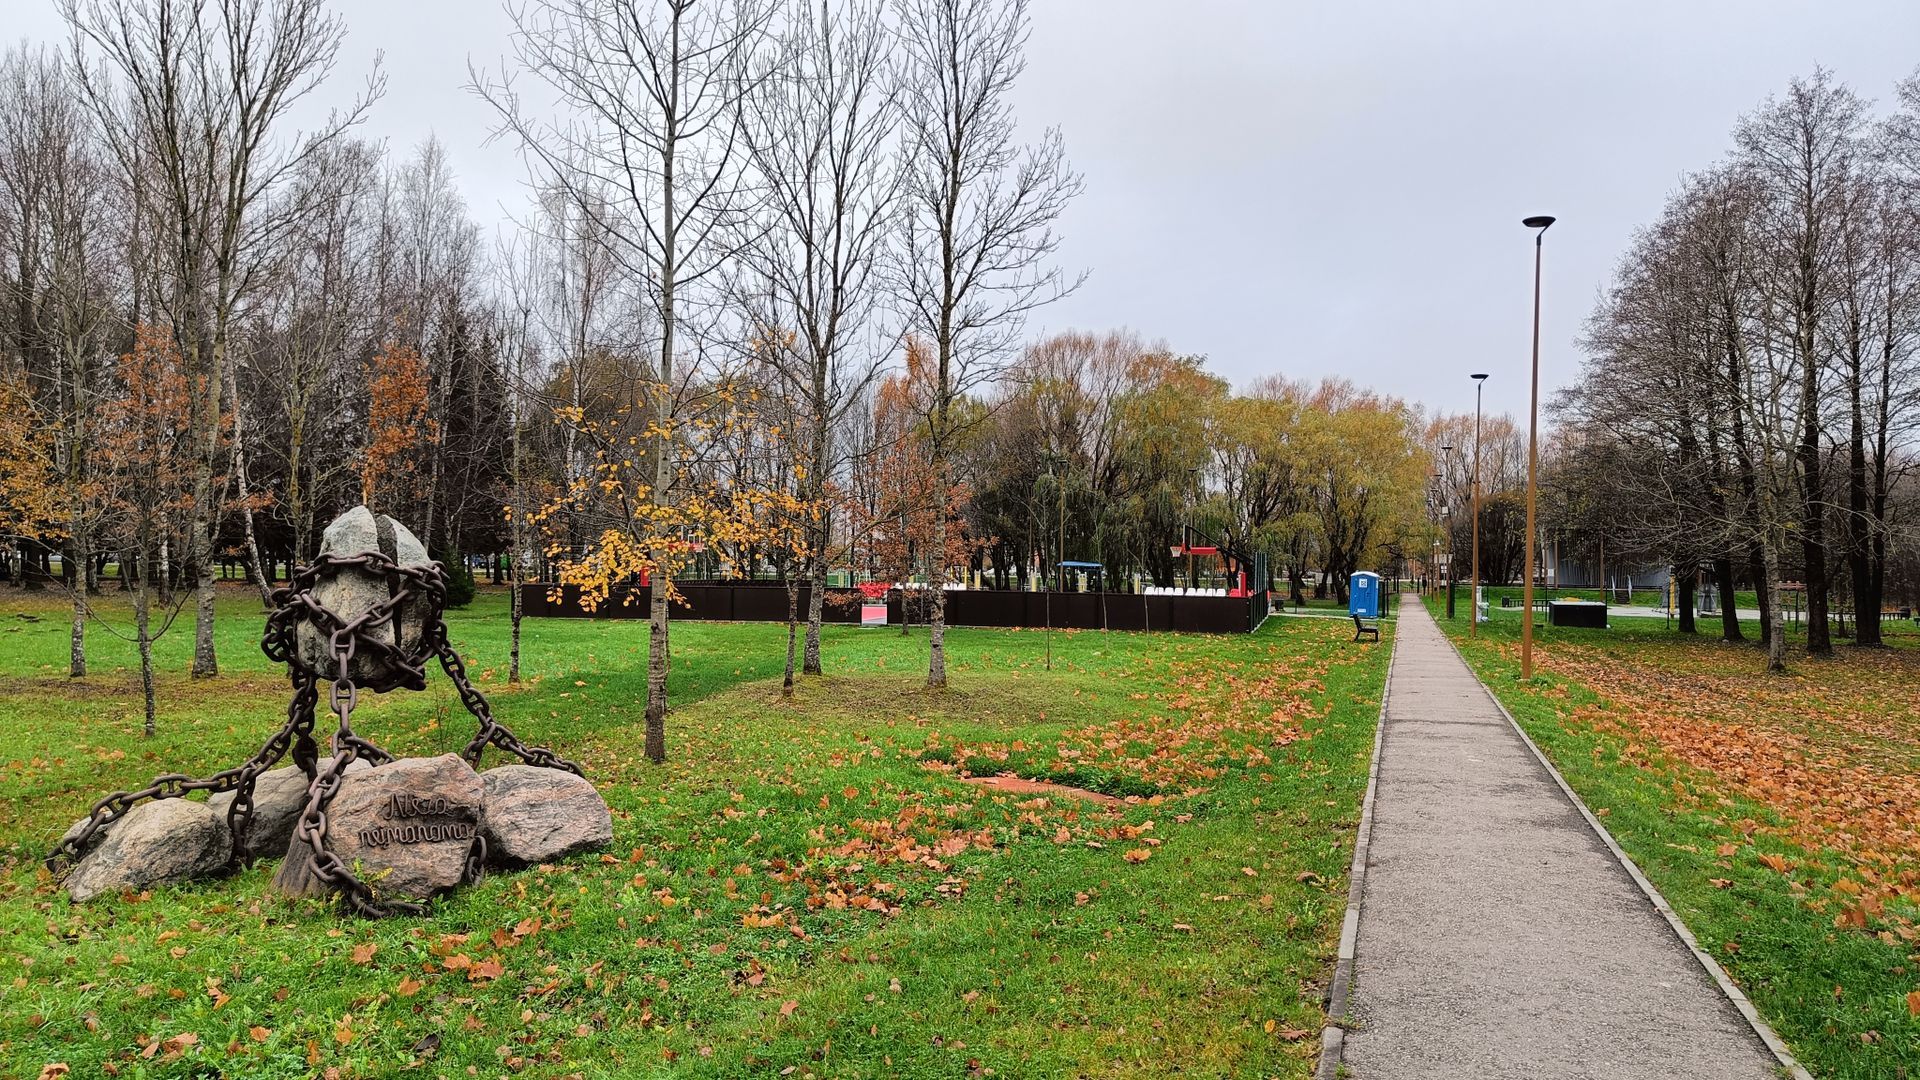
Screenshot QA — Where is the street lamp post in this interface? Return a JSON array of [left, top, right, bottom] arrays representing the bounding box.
[[1521, 215, 1555, 680], [1470, 373, 1488, 637], [1439, 445, 1455, 619], [1428, 477, 1443, 600]]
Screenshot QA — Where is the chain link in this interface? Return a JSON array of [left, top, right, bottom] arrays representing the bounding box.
[[47, 672, 322, 875], [463, 832, 489, 889], [437, 638, 583, 776], [48, 542, 586, 919]]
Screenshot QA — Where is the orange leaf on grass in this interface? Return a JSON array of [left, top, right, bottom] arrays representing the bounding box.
[[1263, 1019, 1314, 1040]]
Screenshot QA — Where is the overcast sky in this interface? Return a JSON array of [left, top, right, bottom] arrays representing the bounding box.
[[16, 0, 1920, 421]]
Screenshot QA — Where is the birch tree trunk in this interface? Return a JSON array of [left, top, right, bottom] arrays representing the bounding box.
[[68, 533, 87, 678], [228, 361, 274, 607], [134, 548, 157, 736]]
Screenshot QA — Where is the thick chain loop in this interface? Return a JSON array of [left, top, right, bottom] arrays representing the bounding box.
[[46, 671, 323, 874]]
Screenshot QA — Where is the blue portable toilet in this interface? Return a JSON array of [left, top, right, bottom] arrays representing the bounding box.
[[1349, 572, 1381, 619]]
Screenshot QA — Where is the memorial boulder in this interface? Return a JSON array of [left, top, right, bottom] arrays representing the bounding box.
[[49, 507, 589, 917], [275, 755, 485, 904]]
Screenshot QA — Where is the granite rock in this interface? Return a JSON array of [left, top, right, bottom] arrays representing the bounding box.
[[481, 765, 612, 865], [295, 505, 431, 687], [206, 757, 372, 860], [274, 754, 484, 904], [66, 798, 232, 903]]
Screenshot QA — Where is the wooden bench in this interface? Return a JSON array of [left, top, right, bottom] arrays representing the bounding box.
[[1352, 613, 1380, 643], [1500, 596, 1553, 611]]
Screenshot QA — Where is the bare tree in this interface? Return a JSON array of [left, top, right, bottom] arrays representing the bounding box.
[[252, 137, 384, 564], [1828, 151, 1920, 646], [62, 0, 380, 677], [737, 0, 899, 676], [386, 136, 482, 558], [1573, 166, 1804, 671], [1848, 72, 1920, 643], [0, 45, 124, 675], [476, 0, 776, 762], [496, 229, 540, 684], [1735, 69, 1868, 656], [892, 0, 1082, 687]]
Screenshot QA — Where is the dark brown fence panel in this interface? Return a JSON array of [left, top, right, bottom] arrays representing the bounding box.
[[521, 583, 866, 623], [522, 583, 1256, 633]]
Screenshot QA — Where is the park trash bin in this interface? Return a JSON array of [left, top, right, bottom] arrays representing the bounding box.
[[1349, 572, 1381, 619]]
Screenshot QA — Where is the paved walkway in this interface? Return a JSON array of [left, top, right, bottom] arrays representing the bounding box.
[[1342, 599, 1782, 1080]]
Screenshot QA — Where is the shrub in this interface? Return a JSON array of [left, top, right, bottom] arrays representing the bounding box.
[[441, 549, 477, 609]]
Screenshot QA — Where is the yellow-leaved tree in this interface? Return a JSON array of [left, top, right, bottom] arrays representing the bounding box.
[[522, 373, 818, 762], [1294, 381, 1431, 601], [0, 372, 65, 568]]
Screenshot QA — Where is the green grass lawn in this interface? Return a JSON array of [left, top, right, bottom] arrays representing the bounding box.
[[1429, 598, 1920, 1080], [0, 586, 1389, 1079]]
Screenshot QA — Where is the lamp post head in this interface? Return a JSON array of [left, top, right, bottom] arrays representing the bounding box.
[[1523, 215, 1556, 231], [1471, 372, 1489, 382]]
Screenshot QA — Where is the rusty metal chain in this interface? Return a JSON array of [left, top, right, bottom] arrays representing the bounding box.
[[50, 542, 586, 919], [47, 672, 321, 875], [463, 832, 489, 889], [223, 673, 319, 863], [434, 635, 583, 776], [286, 642, 425, 919]]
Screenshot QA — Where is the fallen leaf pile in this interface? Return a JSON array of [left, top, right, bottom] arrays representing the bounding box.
[[1533, 637, 1920, 938]]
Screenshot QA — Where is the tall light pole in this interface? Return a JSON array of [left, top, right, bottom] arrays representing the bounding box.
[[1440, 445, 1456, 618], [1429, 472, 1443, 597], [1470, 373, 1488, 638], [1521, 215, 1555, 679], [1044, 463, 1055, 672]]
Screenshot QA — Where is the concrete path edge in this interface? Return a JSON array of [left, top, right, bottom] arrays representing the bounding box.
[[1314, 626, 1394, 1080], [1424, 626, 1814, 1080]]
